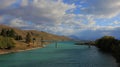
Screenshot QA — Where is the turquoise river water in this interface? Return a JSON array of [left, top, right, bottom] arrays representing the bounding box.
[[0, 42, 118, 67]]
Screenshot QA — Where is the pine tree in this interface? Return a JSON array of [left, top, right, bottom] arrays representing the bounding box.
[[0, 36, 15, 49], [9, 29, 16, 37], [19, 35, 22, 40], [15, 35, 22, 40], [1, 29, 7, 37], [0, 29, 16, 38], [25, 33, 31, 44]]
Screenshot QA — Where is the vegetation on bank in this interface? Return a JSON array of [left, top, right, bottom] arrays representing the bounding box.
[[0, 29, 16, 49], [0, 28, 23, 40], [0, 28, 32, 49], [95, 36, 120, 63], [0, 36, 15, 49], [25, 33, 32, 44], [75, 36, 120, 63]]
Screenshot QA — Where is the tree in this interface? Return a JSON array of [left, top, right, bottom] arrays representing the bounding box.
[[95, 36, 119, 52], [25, 33, 31, 44], [95, 36, 120, 63], [8, 29, 16, 37], [0, 29, 16, 38], [1, 29, 7, 37], [32, 38, 36, 45], [15, 35, 22, 40], [0, 36, 15, 49]]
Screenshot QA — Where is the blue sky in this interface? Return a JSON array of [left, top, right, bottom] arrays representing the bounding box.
[[0, 0, 120, 40]]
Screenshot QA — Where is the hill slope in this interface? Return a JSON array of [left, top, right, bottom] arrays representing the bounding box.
[[0, 24, 70, 54], [0, 24, 70, 40]]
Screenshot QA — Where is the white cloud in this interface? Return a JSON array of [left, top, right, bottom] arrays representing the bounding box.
[[80, 0, 120, 18], [1, 0, 76, 24], [0, 0, 78, 35], [21, 0, 29, 7], [0, 0, 17, 9], [113, 20, 120, 25], [9, 18, 29, 27]]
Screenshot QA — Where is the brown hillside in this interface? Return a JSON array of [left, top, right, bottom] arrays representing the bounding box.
[[0, 24, 70, 41], [0, 24, 70, 54]]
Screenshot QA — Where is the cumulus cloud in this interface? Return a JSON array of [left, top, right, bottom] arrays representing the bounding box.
[[0, 0, 76, 24], [113, 20, 120, 25], [0, 0, 17, 9], [80, 0, 120, 18], [0, 0, 78, 35], [9, 18, 29, 27]]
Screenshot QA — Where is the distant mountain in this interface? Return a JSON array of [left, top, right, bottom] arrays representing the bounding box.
[[69, 35, 95, 41], [69, 35, 81, 40]]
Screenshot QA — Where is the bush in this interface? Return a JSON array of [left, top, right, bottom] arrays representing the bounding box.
[[0, 36, 15, 49], [95, 36, 119, 52], [0, 29, 16, 38], [25, 33, 31, 44], [0, 29, 7, 37], [95, 36, 120, 63], [15, 35, 23, 40], [112, 44, 120, 63]]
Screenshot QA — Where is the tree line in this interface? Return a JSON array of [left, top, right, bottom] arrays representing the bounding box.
[[0, 29, 23, 40], [0, 28, 34, 49]]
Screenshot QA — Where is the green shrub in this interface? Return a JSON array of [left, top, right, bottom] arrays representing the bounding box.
[[95, 36, 120, 63], [0, 36, 15, 49], [95, 36, 119, 52], [25, 33, 31, 44], [15, 35, 23, 40]]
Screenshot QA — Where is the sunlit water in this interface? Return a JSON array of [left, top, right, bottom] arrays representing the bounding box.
[[0, 42, 118, 67]]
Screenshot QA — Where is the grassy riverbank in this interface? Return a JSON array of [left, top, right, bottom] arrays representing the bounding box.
[[0, 36, 48, 55]]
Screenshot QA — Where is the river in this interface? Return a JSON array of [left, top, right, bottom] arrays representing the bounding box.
[[0, 42, 118, 67]]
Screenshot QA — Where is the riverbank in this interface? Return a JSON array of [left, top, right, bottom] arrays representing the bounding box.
[[0, 46, 43, 55], [0, 36, 52, 55]]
